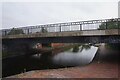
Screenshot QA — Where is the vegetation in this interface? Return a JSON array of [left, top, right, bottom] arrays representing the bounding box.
[[2, 49, 17, 59], [98, 19, 119, 29], [71, 44, 91, 53], [79, 44, 91, 52], [8, 28, 24, 35], [41, 27, 48, 33], [73, 45, 79, 52], [105, 43, 120, 50]]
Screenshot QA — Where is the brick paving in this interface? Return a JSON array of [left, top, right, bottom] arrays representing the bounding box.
[[8, 61, 119, 78]]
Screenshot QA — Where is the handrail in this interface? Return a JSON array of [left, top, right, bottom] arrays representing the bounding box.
[[1, 18, 120, 36]]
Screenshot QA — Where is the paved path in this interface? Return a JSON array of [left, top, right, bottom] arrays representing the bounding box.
[[8, 61, 119, 78]]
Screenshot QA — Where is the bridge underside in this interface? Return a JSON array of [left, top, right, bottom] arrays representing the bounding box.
[[2, 35, 120, 56], [2, 33, 120, 57], [2, 35, 120, 44]]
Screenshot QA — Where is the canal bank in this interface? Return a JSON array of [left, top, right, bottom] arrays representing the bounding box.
[[7, 60, 119, 78], [5, 43, 120, 78]]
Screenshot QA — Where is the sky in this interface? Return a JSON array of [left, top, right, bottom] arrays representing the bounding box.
[[1, 1, 119, 29]]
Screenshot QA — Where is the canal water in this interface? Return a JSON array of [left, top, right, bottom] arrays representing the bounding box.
[[2, 44, 119, 77], [2, 44, 98, 77]]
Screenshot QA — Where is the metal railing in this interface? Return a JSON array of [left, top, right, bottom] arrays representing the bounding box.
[[2, 18, 120, 36]]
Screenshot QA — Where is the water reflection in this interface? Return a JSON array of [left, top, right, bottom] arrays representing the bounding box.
[[3, 44, 98, 77], [52, 46, 98, 66], [72, 44, 91, 52]]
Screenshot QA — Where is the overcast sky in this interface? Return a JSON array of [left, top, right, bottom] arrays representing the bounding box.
[[1, 1, 119, 29]]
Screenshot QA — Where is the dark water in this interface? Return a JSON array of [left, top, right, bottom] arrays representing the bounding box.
[[2, 45, 104, 77]]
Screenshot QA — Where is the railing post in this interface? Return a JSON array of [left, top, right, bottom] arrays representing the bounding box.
[[80, 24, 82, 31], [27, 29, 29, 34], [4, 31, 7, 36], [105, 22, 107, 29], [60, 25, 61, 32], [117, 18, 119, 29], [41, 27, 43, 33]]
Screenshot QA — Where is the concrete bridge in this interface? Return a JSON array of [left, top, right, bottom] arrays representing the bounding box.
[[2, 29, 120, 43], [2, 18, 120, 43], [1, 18, 120, 58]]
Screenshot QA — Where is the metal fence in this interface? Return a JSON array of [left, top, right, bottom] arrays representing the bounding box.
[[2, 18, 120, 36]]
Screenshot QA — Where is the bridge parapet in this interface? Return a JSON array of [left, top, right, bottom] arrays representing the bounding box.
[[1, 18, 120, 36], [2, 29, 120, 39]]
